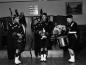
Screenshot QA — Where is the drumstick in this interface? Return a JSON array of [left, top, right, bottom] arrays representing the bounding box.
[[68, 31, 77, 34]]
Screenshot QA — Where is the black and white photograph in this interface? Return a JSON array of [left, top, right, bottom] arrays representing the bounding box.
[[0, 0, 86, 65]]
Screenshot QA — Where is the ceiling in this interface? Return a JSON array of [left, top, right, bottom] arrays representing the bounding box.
[[0, 0, 59, 2], [0, 0, 80, 3]]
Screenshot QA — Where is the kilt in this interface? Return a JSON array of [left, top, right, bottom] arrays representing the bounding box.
[[68, 34, 77, 50], [40, 38, 49, 48]]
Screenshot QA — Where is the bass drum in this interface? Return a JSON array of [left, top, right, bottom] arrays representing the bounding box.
[[57, 36, 69, 48]]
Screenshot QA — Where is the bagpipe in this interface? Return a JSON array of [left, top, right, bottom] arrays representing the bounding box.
[[39, 28, 47, 40], [34, 21, 48, 40], [16, 33, 24, 43], [9, 8, 25, 43], [10, 24, 24, 43]]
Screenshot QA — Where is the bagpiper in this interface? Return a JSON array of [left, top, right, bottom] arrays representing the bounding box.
[[7, 15, 25, 65], [36, 13, 54, 62]]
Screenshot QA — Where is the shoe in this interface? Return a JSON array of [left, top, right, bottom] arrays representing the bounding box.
[[68, 55, 75, 63], [40, 54, 43, 62], [43, 54, 47, 62], [15, 56, 21, 64]]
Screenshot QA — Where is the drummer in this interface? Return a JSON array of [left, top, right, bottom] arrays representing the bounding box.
[[66, 15, 79, 63]]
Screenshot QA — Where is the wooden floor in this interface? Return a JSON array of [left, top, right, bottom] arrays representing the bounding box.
[[0, 48, 86, 65], [0, 57, 77, 65]]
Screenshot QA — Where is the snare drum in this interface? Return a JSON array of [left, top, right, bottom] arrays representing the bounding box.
[[57, 36, 68, 47]]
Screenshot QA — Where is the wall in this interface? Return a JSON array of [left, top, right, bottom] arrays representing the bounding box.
[[0, 0, 86, 25]]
